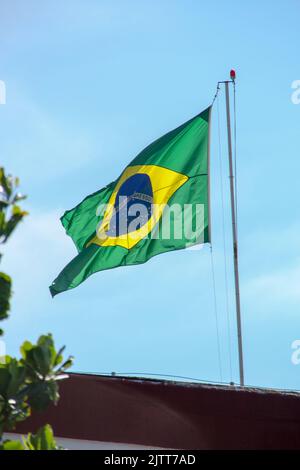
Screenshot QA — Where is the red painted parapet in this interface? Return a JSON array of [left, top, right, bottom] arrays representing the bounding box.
[[14, 373, 300, 449]]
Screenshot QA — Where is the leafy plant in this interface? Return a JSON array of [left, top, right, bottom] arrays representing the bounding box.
[[0, 168, 28, 245], [0, 168, 73, 450], [1, 424, 62, 450], [0, 272, 11, 327], [0, 168, 27, 334]]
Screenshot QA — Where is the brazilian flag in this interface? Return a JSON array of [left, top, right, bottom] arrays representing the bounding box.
[[50, 107, 211, 296]]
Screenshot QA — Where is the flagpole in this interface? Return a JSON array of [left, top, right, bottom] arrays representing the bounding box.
[[224, 74, 245, 386]]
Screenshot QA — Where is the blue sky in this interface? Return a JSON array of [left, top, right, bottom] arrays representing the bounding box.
[[0, 0, 300, 389]]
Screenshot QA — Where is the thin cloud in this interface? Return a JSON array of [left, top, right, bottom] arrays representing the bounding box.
[[0, 90, 96, 185], [243, 261, 300, 308], [1, 207, 75, 309]]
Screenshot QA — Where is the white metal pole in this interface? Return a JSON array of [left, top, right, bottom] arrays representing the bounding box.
[[225, 80, 244, 386]]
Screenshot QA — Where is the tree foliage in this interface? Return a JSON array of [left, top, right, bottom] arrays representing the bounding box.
[[0, 167, 73, 450]]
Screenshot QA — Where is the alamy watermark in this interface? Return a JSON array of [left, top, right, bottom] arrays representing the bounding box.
[[95, 199, 206, 250], [291, 340, 300, 365], [291, 80, 300, 105], [0, 80, 6, 105]]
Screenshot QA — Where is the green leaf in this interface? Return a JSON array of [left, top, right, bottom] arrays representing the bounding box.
[[59, 357, 74, 371], [12, 193, 27, 204], [27, 381, 59, 411], [0, 272, 12, 321], [0, 368, 10, 396], [22, 424, 61, 450], [21, 335, 56, 377], [0, 168, 12, 199], [0, 439, 25, 450], [3, 213, 27, 243], [12, 205, 28, 217], [53, 346, 65, 367], [20, 341, 33, 360], [0, 212, 5, 235], [6, 360, 26, 397]]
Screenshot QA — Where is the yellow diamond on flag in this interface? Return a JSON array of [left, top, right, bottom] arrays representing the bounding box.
[[89, 164, 188, 250]]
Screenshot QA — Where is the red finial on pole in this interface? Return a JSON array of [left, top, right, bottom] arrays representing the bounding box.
[[230, 69, 236, 81]]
